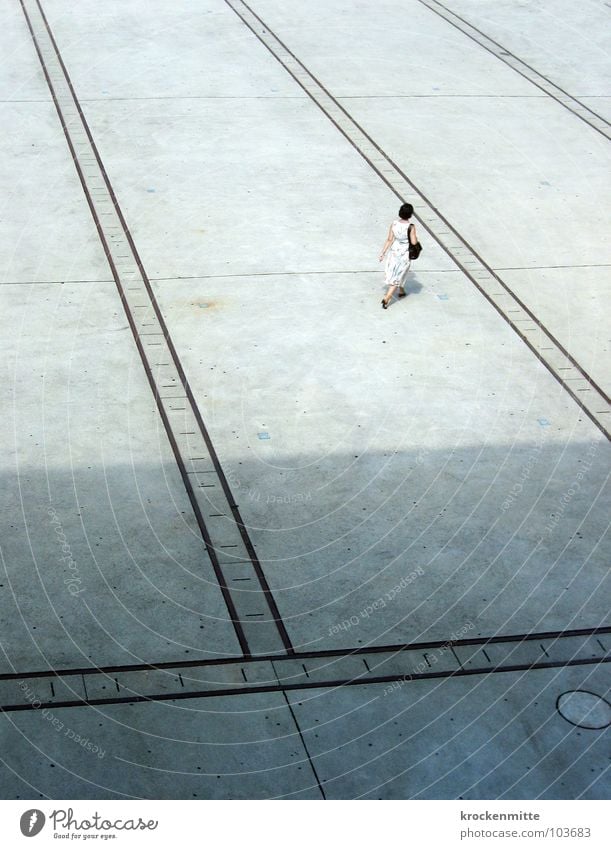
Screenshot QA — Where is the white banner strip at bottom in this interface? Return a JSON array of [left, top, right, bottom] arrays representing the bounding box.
[[1, 799, 609, 847]]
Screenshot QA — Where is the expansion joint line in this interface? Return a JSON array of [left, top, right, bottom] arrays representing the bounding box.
[[20, 0, 293, 657], [225, 0, 611, 440]]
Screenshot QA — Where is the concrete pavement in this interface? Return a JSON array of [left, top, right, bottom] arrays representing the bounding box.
[[0, 0, 609, 799]]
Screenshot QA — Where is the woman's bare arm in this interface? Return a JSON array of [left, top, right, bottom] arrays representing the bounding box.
[[409, 223, 418, 245], [379, 224, 394, 261]]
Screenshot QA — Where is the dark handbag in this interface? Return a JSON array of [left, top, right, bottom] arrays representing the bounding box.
[[408, 224, 422, 260]]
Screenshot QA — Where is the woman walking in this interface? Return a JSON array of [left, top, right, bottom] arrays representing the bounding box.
[[379, 203, 419, 309]]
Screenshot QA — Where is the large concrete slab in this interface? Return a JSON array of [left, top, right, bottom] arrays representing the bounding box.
[[248, 0, 539, 97], [1, 280, 241, 672], [153, 272, 610, 651], [42, 0, 303, 100], [500, 266, 611, 394], [441, 0, 611, 96], [68, 96, 394, 280], [249, 0, 611, 98], [335, 94, 610, 269], [0, 103, 110, 284], [2, 664, 608, 800], [287, 663, 611, 799], [0, 691, 320, 799], [0, 0, 51, 100]]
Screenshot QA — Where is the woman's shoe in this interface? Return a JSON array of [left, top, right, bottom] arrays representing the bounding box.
[[381, 299, 388, 309], [398, 290, 407, 298]]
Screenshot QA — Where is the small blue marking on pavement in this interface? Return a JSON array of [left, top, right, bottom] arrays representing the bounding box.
[[258, 432, 270, 440], [198, 303, 209, 308], [437, 294, 449, 301], [147, 188, 156, 193], [538, 418, 551, 427]]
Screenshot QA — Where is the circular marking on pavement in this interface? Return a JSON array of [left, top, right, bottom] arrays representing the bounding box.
[[556, 690, 611, 730]]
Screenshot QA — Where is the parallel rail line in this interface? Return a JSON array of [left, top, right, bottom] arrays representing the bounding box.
[[1, 627, 608, 712]]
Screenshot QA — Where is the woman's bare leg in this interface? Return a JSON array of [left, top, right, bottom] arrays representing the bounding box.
[[382, 284, 398, 306]]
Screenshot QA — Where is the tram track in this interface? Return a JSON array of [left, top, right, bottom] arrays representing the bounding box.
[[1, 627, 608, 712]]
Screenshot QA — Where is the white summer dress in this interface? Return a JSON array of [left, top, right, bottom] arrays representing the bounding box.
[[384, 219, 412, 287]]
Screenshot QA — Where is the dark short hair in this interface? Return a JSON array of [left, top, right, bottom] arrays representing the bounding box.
[[398, 203, 413, 220]]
